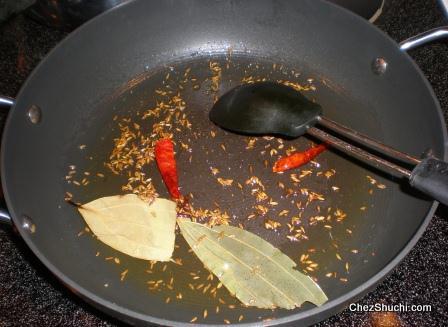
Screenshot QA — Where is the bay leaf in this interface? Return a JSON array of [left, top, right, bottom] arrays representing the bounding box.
[[78, 194, 176, 261], [177, 218, 328, 309]]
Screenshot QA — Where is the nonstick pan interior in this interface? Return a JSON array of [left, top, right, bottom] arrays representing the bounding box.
[[59, 55, 396, 325], [1, 0, 445, 326]]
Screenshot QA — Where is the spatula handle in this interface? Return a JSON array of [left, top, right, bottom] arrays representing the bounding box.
[[308, 127, 448, 205], [318, 116, 420, 165], [410, 158, 448, 206], [307, 127, 412, 178]]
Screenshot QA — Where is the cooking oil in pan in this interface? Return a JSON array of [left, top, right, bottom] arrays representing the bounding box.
[[63, 55, 392, 324]]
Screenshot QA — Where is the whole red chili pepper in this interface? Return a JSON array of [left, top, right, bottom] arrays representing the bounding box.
[[273, 143, 327, 173], [155, 138, 181, 199]]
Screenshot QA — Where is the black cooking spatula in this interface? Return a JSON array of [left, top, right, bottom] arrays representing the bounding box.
[[210, 82, 448, 206]]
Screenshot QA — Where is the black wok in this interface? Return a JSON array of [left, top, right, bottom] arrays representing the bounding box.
[[0, 0, 447, 326]]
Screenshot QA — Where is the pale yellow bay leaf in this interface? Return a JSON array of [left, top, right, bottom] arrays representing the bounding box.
[[177, 218, 328, 309], [79, 194, 176, 261]]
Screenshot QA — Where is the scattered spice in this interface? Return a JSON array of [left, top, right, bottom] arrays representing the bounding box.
[[120, 269, 129, 281], [264, 219, 282, 230], [210, 61, 222, 93], [217, 177, 233, 187]]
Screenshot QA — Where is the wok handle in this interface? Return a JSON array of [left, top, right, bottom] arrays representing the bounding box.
[[399, 0, 448, 51], [0, 210, 11, 225], [410, 158, 448, 206], [0, 96, 14, 225], [399, 27, 448, 51], [0, 96, 14, 110]]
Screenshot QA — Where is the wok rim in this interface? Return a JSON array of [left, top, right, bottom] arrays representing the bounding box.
[[1, 0, 446, 326]]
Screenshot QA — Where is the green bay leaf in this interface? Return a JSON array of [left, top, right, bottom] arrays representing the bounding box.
[[78, 194, 176, 261], [177, 218, 328, 309]]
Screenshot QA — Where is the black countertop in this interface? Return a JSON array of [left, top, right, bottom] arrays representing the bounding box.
[[0, 0, 447, 326]]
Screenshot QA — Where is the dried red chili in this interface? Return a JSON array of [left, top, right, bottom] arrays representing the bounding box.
[[155, 138, 181, 199], [273, 143, 327, 173]]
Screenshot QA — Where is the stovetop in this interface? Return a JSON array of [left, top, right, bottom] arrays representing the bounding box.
[[0, 0, 447, 326]]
